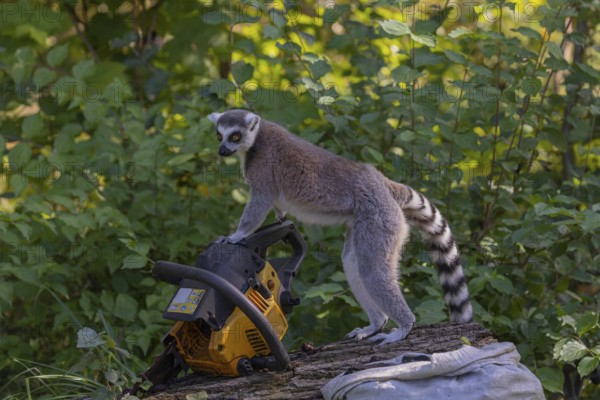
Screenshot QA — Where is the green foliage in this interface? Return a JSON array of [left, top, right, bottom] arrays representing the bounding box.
[[0, 0, 599, 398]]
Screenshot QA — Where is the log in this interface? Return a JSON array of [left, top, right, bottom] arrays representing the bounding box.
[[143, 323, 496, 400]]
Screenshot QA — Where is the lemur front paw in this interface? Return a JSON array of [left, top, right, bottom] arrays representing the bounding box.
[[215, 236, 233, 244], [216, 232, 246, 244]]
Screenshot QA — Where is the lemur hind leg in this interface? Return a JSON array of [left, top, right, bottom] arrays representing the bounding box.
[[351, 200, 415, 345], [343, 227, 388, 341]]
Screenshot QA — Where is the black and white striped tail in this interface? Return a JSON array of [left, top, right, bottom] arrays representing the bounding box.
[[398, 185, 473, 323]]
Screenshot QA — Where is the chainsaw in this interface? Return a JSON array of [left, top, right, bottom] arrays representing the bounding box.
[[132, 220, 306, 393]]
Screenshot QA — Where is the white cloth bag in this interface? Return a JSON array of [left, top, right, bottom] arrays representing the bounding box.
[[321, 342, 545, 400]]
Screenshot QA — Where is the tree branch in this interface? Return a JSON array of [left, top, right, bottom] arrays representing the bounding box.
[[142, 323, 495, 400], [66, 4, 98, 63]]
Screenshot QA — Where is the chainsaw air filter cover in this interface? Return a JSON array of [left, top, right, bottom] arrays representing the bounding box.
[[162, 243, 266, 329]]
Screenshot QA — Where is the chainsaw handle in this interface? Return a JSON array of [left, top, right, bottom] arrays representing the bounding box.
[[153, 260, 290, 372], [240, 220, 299, 257], [240, 220, 307, 291]]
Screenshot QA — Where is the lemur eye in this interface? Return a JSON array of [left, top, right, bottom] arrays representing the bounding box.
[[230, 132, 242, 143], [216, 133, 223, 141]]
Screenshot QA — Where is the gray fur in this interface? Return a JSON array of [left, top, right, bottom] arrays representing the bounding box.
[[210, 109, 473, 344]]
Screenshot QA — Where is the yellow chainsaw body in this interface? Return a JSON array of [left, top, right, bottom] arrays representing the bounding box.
[[167, 261, 288, 376]]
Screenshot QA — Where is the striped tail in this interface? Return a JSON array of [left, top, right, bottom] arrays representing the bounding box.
[[387, 180, 473, 323]]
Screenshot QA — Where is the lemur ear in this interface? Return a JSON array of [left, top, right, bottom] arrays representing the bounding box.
[[208, 112, 222, 125], [245, 112, 260, 133]]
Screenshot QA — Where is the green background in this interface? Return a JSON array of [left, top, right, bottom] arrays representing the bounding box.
[[0, 0, 599, 398]]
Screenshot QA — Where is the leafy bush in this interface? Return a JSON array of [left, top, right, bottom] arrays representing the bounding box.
[[0, 0, 598, 398]]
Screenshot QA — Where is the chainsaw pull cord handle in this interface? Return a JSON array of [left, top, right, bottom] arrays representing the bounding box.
[[153, 260, 290, 372]]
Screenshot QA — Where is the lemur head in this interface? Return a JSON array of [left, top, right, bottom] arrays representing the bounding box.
[[208, 109, 261, 157]]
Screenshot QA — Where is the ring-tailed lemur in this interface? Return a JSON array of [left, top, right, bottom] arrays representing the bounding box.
[[208, 109, 472, 344]]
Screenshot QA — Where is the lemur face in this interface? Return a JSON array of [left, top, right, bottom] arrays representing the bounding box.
[[208, 110, 260, 157]]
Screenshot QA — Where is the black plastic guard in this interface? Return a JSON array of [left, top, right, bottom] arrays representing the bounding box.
[[161, 243, 265, 328]]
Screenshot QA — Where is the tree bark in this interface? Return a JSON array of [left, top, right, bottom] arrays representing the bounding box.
[[143, 322, 496, 400]]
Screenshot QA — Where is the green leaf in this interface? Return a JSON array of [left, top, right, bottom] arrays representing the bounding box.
[[304, 283, 344, 299], [399, 130, 416, 142], [91, 62, 128, 88], [391, 65, 422, 82], [328, 34, 352, 50], [448, 27, 472, 38], [547, 42, 563, 60], [554, 255, 574, 274], [33, 67, 56, 87], [14, 222, 32, 240], [133, 242, 150, 257], [76, 327, 106, 348], [576, 63, 600, 82], [575, 312, 599, 336], [114, 293, 138, 321], [231, 61, 254, 84], [105, 369, 120, 384], [512, 27, 542, 42], [379, 20, 411, 36], [520, 77, 542, 95], [211, 78, 236, 98], [83, 101, 108, 125], [47, 43, 69, 67], [9, 142, 32, 165], [16, 47, 35, 65], [488, 274, 514, 294], [120, 238, 138, 251], [323, 5, 346, 23], [299, 31, 316, 47], [47, 194, 73, 209], [454, 132, 478, 150], [317, 96, 335, 105], [415, 299, 447, 324], [270, 9, 287, 29], [578, 356, 600, 377], [536, 367, 564, 394], [145, 69, 169, 96], [359, 112, 379, 125], [167, 154, 195, 166], [276, 41, 301, 54], [581, 210, 600, 233], [50, 76, 79, 105], [72, 59, 96, 80], [560, 340, 588, 362], [121, 254, 147, 270], [410, 33, 436, 47], [0, 282, 14, 304], [301, 77, 324, 91], [470, 64, 493, 77], [10, 174, 28, 194], [202, 10, 230, 25], [554, 338, 568, 360], [22, 114, 45, 140], [263, 25, 281, 40], [444, 49, 467, 65], [69, 351, 96, 373], [236, 39, 255, 54], [544, 56, 570, 71], [309, 59, 332, 80], [109, 32, 137, 49], [361, 147, 384, 164]]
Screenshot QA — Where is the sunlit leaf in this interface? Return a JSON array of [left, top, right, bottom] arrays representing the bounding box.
[[379, 20, 411, 36]]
